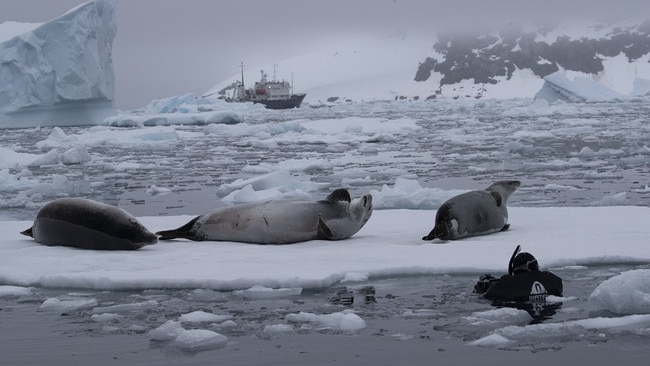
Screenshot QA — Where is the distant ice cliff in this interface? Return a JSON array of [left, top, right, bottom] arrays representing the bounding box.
[[0, 0, 117, 128]]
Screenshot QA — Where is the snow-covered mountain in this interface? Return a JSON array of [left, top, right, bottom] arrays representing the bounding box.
[[0, 0, 116, 129], [206, 20, 650, 104]]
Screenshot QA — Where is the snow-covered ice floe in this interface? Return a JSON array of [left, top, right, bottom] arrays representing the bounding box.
[[1, 206, 649, 292]]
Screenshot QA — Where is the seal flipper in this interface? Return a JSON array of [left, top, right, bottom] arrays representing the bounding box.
[[490, 191, 503, 206], [501, 223, 510, 232], [20, 227, 33, 237], [156, 216, 202, 241], [316, 213, 335, 240], [422, 223, 447, 241], [324, 188, 351, 203]]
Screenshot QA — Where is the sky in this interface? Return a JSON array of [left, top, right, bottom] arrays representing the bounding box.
[[1, 0, 649, 110]]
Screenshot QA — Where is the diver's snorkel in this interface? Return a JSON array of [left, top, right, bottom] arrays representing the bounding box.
[[508, 245, 521, 276]]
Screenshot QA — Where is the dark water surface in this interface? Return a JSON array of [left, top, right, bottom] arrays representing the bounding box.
[[2, 263, 649, 365]]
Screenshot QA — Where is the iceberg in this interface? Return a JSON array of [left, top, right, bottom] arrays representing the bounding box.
[[534, 70, 625, 103], [0, 0, 117, 129]]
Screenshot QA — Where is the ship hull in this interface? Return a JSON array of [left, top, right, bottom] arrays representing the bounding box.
[[253, 94, 306, 109]]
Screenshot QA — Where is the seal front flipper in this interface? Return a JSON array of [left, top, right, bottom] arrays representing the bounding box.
[[156, 216, 202, 241], [501, 223, 510, 232], [20, 227, 33, 237], [316, 213, 335, 240], [490, 191, 503, 206]]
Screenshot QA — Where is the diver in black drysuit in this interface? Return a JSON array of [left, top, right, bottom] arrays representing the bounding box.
[[474, 245, 563, 323]]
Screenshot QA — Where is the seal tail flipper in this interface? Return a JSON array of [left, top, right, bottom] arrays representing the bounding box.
[[20, 227, 34, 237], [316, 213, 335, 240], [422, 224, 446, 241], [155, 216, 201, 240]]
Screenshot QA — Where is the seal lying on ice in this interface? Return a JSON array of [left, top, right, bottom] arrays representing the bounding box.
[[156, 188, 373, 244], [21, 197, 158, 250], [422, 180, 521, 241]]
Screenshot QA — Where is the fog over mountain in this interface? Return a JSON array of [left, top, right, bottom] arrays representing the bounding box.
[[3, 0, 650, 109]]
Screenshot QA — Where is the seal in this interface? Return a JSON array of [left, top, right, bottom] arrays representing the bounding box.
[[156, 188, 373, 244], [21, 197, 158, 250], [422, 180, 521, 241]]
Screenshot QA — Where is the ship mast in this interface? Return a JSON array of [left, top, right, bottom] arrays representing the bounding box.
[[240, 61, 245, 87]]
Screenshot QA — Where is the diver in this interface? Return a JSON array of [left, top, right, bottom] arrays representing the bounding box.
[[474, 245, 563, 323]]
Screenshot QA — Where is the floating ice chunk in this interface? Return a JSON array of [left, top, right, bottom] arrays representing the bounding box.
[[92, 299, 159, 314], [217, 169, 327, 199], [401, 309, 443, 318], [221, 184, 285, 204], [579, 146, 596, 158], [91, 313, 121, 322], [25, 174, 91, 196], [39, 297, 98, 313], [0, 169, 37, 192], [179, 311, 233, 323], [172, 329, 228, 351], [592, 191, 628, 206], [237, 285, 302, 299], [0, 285, 32, 297], [341, 272, 369, 283], [145, 185, 172, 195], [28, 150, 59, 167], [263, 324, 294, 334], [143, 93, 198, 114], [104, 111, 241, 127], [463, 308, 532, 326], [589, 269, 650, 315], [468, 333, 511, 347], [36, 126, 180, 150], [61, 146, 91, 165], [149, 320, 185, 341], [286, 311, 366, 332], [149, 319, 228, 351], [243, 158, 332, 174], [370, 178, 467, 210]]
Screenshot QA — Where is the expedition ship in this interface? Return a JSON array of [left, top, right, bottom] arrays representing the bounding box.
[[225, 66, 306, 109]]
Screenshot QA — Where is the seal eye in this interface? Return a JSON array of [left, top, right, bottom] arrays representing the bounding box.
[[363, 196, 368, 206]]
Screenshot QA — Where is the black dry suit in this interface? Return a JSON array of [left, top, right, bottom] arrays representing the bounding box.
[[474, 245, 563, 322]]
